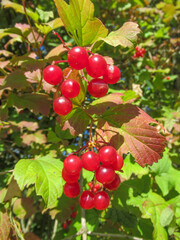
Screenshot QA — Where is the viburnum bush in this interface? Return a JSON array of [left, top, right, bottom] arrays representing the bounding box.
[[0, 0, 179, 240]]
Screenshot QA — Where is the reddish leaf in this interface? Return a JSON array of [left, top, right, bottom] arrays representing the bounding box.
[[61, 108, 90, 136], [95, 103, 166, 167], [13, 198, 36, 219], [0, 70, 30, 90], [25, 69, 41, 83], [4, 177, 21, 202], [8, 93, 52, 116], [0, 210, 11, 240], [45, 43, 69, 59], [25, 232, 41, 240], [21, 130, 47, 145]]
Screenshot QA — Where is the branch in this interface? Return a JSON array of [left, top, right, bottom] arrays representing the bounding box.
[[0, 170, 13, 175], [4, 143, 19, 161], [51, 219, 58, 240], [87, 232, 146, 240]]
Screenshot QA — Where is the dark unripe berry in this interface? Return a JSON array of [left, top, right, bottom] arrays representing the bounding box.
[[43, 65, 63, 85], [68, 47, 89, 70], [53, 96, 72, 116], [112, 154, 124, 171], [81, 151, 100, 171], [95, 165, 115, 184], [104, 174, 121, 191], [64, 182, 80, 198], [88, 78, 108, 98], [71, 211, 77, 219], [94, 191, 110, 210], [61, 79, 80, 98], [62, 168, 80, 183], [86, 55, 107, 78], [64, 155, 82, 175], [103, 65, 121, 84], [79, 190, 94, 209], [98, 146, 117, 166]]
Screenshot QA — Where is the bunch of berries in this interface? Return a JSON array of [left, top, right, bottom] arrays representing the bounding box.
[[133, 46, 146, 59], [62, 145, 124, 210], [62, 207, 77, 229], [43, 33, 121, 116]]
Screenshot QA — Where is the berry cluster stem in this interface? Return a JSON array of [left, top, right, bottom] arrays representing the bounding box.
[[52, 31, 70, 50]]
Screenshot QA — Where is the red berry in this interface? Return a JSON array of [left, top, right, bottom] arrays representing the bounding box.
[[88, 182, 93, 189], [104, 174, 121, 191], [62, 168, 80, 183], [135, 46, 139, 51], [86, 55, 107, 78], [79, 190, 94, 209], [43, 65, 63, 85], [64, 182, 80, 198], [103, 65, 121, 84], [67, 47, 89, 70], [94, 183, 101, 190], [94, 191, 110, 210], [98, 146, 117, 166], [95, 165, 115, 184], [67, 219, 72, 225], [61, 79, 80, 98], [81, 151, 100, 171], [62, 222, 67, 229], [93, 187, 97, 193], [53, 96, 72, 116], [64, 155, 82, 175], [112, 154, 124, 171], [166, 76, 170, 80], [141, 48, 146, 54], [88, 78, 108, 98], [71, 211, 77, 219]]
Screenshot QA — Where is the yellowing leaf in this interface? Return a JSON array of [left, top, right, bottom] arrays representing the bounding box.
[[53, 0, 108, 46]]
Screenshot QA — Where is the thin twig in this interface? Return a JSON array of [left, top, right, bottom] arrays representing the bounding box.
[[4, 144, 19, 161], [51, 219, 58, 240], [80, 70, 89, 83], [87, 232, 146, 240], [52, 31, 70, 50], [22, 0, 41, 58], [0, 170, 13, 175]]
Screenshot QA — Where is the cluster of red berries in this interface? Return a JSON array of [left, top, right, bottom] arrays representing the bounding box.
[[133, 46, 146, 59], [62, 207, 77, 229], [43, 45, 121, 116], [62, 145, 124, 210]]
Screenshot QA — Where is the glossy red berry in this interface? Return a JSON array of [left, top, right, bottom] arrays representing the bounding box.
[[64, 182, 80, 198], [64, 155, 82, 175], [112, 154, 124, 171], [95, 165, 115, 184], [94, 183, 101, 190], [53, 96, 72, 116], [135, 46, 139, 51], [81, 151, 100, 171], [62, 168, 80, 183], [88, 78, 108, 98], [103, 65, 121, 84], [94, 191, 110, 210], [61, 79, 80, 98], [166, 76, 170, 80], [86, 55, 107, 78], [71, 211, 77, 219], [67, 47, 89, 70], [79, 190, 94, 209], [104, 174, 121, 191], [43, 65, 63, 85], [88, 182, 93, 189], [98, 146, 117, 166], [93, 187, 97, 193]]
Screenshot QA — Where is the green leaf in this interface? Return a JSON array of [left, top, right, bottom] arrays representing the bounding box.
[[14, 155, 63, 208], [141, 192, 168, 240], [0, 70, 30, 90], [120, 154, 149, 180], [151, 149, 171, 174], [35, 18, 64, 34], [155, 167, 180, 196], [53, 0, 108, 46], [55, 124, 74, 140], [160, 206, 174, 227], [121, 90, 140, 103], [47, 131, 61, 143], [93, 22, 141, 49], [1, 0, 39, 22], [36, 8, 54, 23]]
